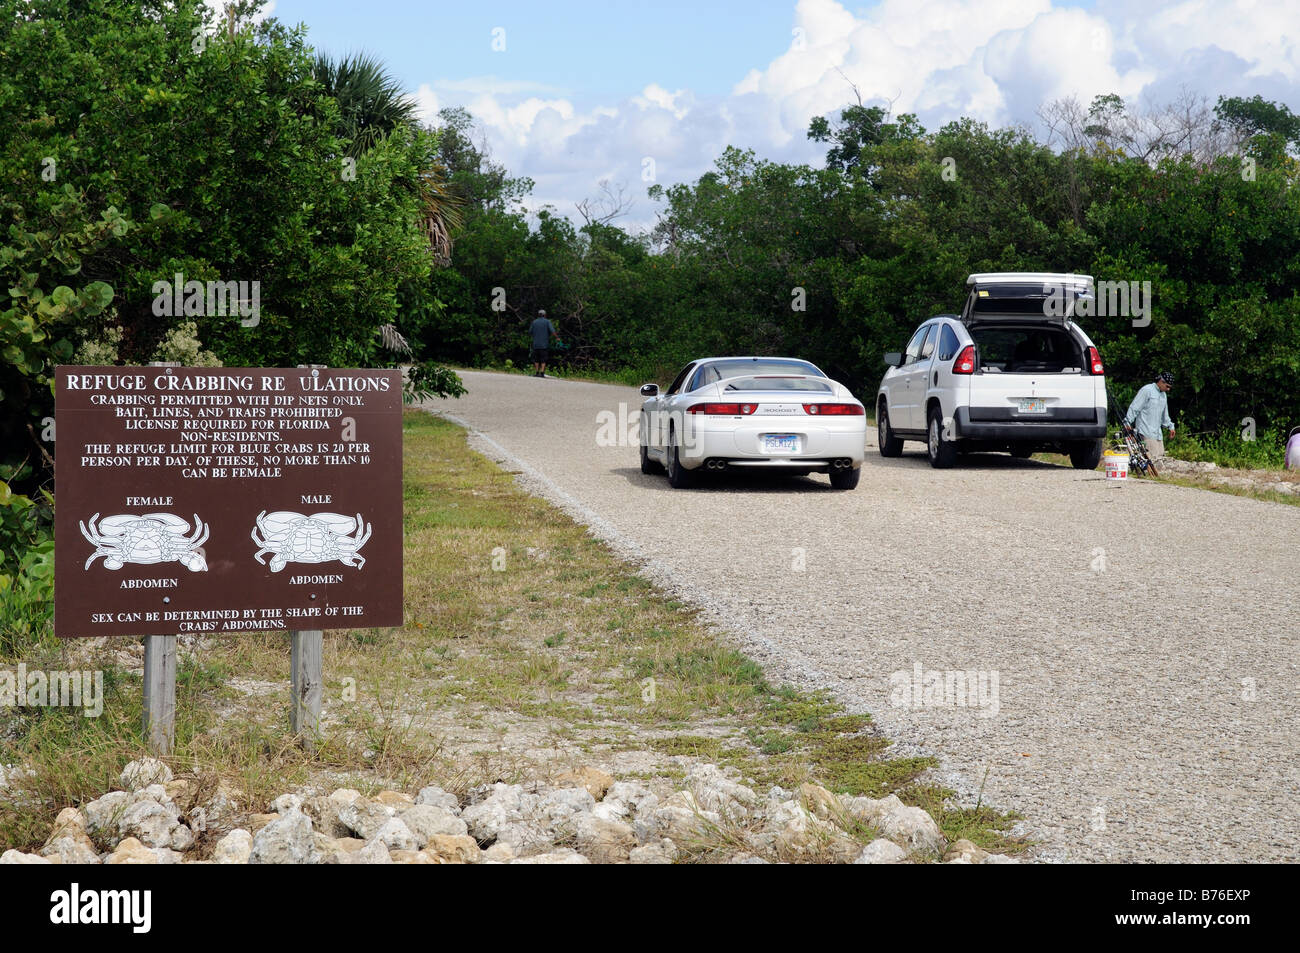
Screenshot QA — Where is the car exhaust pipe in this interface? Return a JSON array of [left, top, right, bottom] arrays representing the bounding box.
[[706, 459, 727, 470], [833, 458, 851, 469]]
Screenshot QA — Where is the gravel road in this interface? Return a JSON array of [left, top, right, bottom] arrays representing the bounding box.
[[425, 370, 1299, 862]]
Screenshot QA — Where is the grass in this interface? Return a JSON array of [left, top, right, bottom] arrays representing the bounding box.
[[1155, 472, 1300, 508], [0, 410, 1024, 859]]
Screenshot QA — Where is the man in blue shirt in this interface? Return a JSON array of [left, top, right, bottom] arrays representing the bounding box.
[[1124, 371, 1176, 462], [529, 309, 557, 378]]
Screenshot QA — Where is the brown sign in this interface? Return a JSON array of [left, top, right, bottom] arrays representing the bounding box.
[[54, 366, 403, 637]]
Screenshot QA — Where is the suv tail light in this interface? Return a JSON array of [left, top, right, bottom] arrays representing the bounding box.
[[1087, 346, 1104, 375], [953, 345, 976, 374], [687, 403, 759, 415], [802, 403, 864, 415]]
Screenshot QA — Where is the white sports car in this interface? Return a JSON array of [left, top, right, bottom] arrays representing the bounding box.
[[638, 357, 867, 489]]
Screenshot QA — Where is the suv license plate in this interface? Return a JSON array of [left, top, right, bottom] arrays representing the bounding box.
[[1017, 399, 1047, 414], [763, 434, 798, 453]]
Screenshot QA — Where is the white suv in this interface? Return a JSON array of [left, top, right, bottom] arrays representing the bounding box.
[[876, 272, 1108, 469]]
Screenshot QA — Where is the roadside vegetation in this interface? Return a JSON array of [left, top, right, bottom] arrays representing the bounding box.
[[0, 412, 1025, 857], [1165, 429, 1290, 470]]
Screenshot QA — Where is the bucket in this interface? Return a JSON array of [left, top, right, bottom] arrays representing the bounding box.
[[1103, 449, 1128, 484]]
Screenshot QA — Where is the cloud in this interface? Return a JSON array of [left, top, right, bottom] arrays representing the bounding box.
[[632, 84, 694, 119], [202, 0, 276, 24], [981, 8, 1156, 121], [416, 0, 1300, 229]]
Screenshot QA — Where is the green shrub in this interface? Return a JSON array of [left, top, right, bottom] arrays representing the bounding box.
[[0, 531, 55, 659], [1166, 428, 1288, 469]]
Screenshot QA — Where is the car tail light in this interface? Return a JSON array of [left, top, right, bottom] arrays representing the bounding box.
[[687, 403, 758, 415], [1087, 346, 1104, 375], [953, 345, 976, 374], [802, 403, 864, 415]]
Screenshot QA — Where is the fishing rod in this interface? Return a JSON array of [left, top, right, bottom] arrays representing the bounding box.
[[1104, 381, 1159, 477]]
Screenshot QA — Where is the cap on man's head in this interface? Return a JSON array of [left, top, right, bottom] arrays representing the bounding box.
[[538, 309, 547, 316], [1157, 371, 1174, 385]]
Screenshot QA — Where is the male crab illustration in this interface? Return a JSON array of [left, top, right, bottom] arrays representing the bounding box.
[[251, 510, 371, 572], [80, 513, 209, 571]]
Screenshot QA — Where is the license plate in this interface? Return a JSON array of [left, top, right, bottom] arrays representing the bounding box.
[[1017, 398, 1047, 414], [763, 434, 798, 453]]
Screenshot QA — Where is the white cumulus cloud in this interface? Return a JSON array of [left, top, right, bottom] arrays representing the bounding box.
[[415, 0, 1299, 228]]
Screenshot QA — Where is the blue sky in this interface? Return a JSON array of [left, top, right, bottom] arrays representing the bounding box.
[[273, 1, 800, 106], [257, 1, 1298, 228]]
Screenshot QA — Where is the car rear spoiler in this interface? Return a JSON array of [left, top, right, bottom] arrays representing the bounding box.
[[714, 374, 834, 392], [961, 272, 1095, 325]]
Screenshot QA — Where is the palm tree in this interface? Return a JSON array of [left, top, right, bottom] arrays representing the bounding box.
[[312, 52, 418, 157], [416, 155, 462, 266], [313, 52, 461, 262]]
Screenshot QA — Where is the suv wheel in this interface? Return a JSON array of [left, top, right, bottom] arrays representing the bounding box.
[[927, 406, 957, 469], [1069, 438, 1103, 470], [877, 404, 903, 457]]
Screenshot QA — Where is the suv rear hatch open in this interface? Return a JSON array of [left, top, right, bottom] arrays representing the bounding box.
[[961, 272, 1094, 325], [959, 273, 1103, 423]]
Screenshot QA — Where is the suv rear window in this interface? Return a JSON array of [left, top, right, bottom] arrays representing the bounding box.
[[971, 325, 1082, 373]]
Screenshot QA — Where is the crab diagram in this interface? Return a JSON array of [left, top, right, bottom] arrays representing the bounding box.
[[80, 513, 209, 571], [251, 510, 372, 572]]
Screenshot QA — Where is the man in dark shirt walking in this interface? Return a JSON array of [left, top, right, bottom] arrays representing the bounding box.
[[529, 309, 557, 377]]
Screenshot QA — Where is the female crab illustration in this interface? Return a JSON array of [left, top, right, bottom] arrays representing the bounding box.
[[80, 513, 209, 571]]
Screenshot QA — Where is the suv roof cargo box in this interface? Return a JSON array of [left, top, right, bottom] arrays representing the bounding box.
[[961, 272, 1094, 324]]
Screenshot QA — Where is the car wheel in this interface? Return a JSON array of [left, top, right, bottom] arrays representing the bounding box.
[[1069, 438, 1104, 470], [639, 438, 663, 475], [927, 406, 957, 469], [666, 429, 694, 488], [877, 404, 903, 457], [1010, 446, 1034, 459], [829, 466, 860, 490]]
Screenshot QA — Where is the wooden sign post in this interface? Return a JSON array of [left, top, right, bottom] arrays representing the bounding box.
[[290, 629, 323, 742], [142, 363, 180, 754], [290, 367, 326, 745], [142, 633, 177, 753]]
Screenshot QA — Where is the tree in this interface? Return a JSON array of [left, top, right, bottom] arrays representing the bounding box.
[[312, 52, 419, 157], [1040, 91, 1236, 164], [434, 106, 534, 211], [808, 103, 924, 174], [1214, 94, 1300, 165], [0, 0, 459, 553]]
